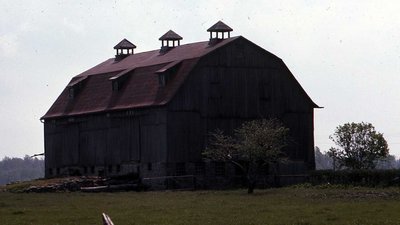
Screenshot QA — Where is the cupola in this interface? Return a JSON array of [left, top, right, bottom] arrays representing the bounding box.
[[207, 21, 233, 45], [114, 38, 136, 61], [159, 30, 182, 53]]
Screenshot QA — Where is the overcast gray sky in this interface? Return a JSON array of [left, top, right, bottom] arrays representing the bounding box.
[[1, 0, 400, 158]]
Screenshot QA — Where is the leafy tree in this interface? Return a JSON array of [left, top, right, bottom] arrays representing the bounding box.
[[203, 119, 289, 193], [328, 122, 389, 170]]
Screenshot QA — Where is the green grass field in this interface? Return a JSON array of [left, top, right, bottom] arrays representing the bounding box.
[[1, 186, 400, 225]]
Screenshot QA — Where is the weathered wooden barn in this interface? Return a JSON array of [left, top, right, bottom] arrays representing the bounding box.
[[42, 21, 319, 188]]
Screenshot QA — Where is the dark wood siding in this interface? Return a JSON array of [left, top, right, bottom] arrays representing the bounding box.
[[44, 107, 167, 177], [166, 111, 203, 162], [167, 38, 315, 168], [44, 37, 317, 179]]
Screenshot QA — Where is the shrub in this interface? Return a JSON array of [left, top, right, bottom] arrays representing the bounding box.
[[310, 169, 400, 187]]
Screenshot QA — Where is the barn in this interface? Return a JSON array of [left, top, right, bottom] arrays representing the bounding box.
[[41, 21, 319, 188]]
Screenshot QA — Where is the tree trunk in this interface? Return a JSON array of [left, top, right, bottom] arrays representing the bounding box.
[[246, 164, 257, 194], [247, 180, 256, 194]]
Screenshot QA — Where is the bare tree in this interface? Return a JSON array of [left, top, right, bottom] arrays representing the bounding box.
[[203, 119, 289, 193]]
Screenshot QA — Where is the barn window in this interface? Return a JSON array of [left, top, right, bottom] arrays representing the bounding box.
[[112, 80, 119, 91], [158, 73, 167, 86], [48, 168, 53, 176], [56, 168, 60, 175], [109, 68, 133, 92], [83, 166, 88, 174], [176, 163, 186, 176], [68, 87, 75, 99], [67, 76, 88, 99], [156, 60, 182, 87], [215, 162, 225, 176], [110, 77, 127, 92]]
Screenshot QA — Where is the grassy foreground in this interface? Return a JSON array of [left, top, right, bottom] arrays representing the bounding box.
[[1, 186, 400, 225]]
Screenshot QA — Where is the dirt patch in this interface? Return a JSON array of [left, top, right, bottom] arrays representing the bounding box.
[[5, 176, 106, 193], [4, 175, 144, 193]]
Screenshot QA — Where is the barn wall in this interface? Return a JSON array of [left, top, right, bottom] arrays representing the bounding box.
[[167, 38, 316, 174], [166, 111, 203, 163], [44, 37, 317, 187], [44, 107, 167, 178]]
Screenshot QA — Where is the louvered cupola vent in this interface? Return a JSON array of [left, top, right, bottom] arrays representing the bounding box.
[[207, 21, 233, 45], [114, 39, 136, 62], [159, 30, 183, 53]]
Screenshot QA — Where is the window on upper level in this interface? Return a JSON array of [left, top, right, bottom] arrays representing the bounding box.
[[158, 73, 168, 86], [67, 76, 88, 100], [112, 80, 120, 91], [68, 87, 75, 99], [156, 61, 181, 87], [109, 68, 134, 92]]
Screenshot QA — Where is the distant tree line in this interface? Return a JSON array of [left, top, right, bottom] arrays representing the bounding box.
[[315, 147, 400, 170], [0, 156, 44, 185]]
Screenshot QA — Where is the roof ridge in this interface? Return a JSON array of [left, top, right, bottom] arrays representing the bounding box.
[[75, 37, 240, 78]]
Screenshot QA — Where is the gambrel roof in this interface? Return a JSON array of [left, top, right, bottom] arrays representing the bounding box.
[[43, 37, 238, 119], [42, 36, 318, 120]]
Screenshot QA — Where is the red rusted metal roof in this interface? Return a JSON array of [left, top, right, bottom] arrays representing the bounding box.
[[42, 37, 239, 119], [76, 37, 239, 78], [114, 38, 136, 49], [207, 21, 233, 32], [159, 30, 183, 40], [67, 76, 87, 87]]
